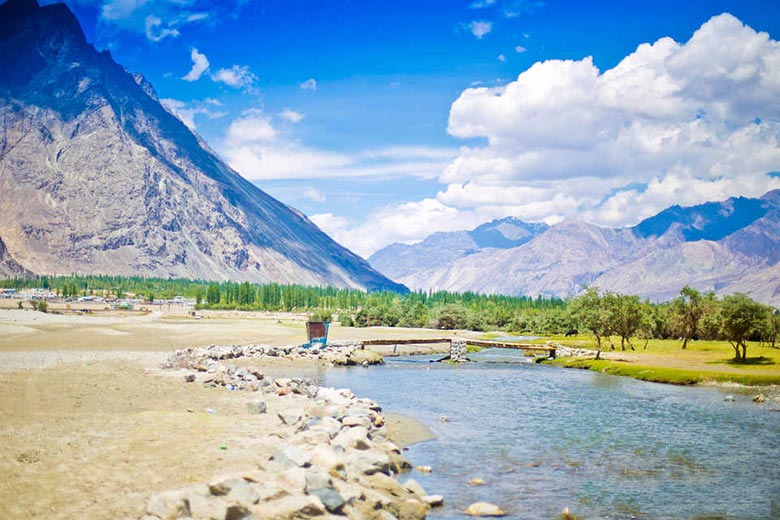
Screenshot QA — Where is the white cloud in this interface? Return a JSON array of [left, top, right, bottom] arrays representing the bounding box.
[[468, 20, 492, 39], [497, 54, 506, 62], [145, 15, 180, 41], [92, 0, 246, 42], [515, 45, 526, 53], [303, 189, 327, 203], [279, 109, 305, 123], [440, 13, 780, 228], [182, 48, 209, 81], [161, 98, 227, 130], [211, 65, 258, 90], [224, 108, 276, 145], [314, 13, 780, 256], [220, 109, 457, 182], [300, 78, 318, 91], [469, 0, 497, 8]]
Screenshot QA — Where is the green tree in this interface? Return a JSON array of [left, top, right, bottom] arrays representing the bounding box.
[[669, 285, 704, 349], [570, 288, 612, 359], [206, 283, 221, 305], [768, 309, 780, 348], [608, 293, 644, 350], [720, 293, 770, 362]]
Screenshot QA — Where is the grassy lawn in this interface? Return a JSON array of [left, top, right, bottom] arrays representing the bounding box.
[[542, 336, 780, 386]]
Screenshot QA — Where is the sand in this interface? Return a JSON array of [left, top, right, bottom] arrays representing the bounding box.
[[0, 307, 440, 519]]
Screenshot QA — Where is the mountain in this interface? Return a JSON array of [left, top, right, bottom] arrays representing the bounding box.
[[0, 0, 403, 291], [370, 192, 780, 305], [368, 217, 548, 283]]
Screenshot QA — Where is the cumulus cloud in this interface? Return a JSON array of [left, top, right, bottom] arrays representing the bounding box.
[[300, 78, 318, 91], [182, 48, 209, 81], [468, 20, 492, 39], [279, 109, 305, 123], [497, 54, 506, 62], [211, 65, 258, 90], [303, 189, 327, 203], [515, 45, 526, 53], [320, 13, 780, 256], [441, 13, 780, 228]]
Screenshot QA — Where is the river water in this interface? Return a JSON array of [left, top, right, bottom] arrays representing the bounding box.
[[320, 349, 780, 520]]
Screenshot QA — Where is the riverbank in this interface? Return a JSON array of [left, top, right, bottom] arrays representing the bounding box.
[[543, 336, 780, 388]]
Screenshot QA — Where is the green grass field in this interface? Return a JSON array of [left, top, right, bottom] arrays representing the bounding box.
[[542, 336, 780, 386]]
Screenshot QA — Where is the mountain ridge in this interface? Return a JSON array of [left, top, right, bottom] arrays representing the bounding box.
[[370, 190, 780, 304], [0, 0, 405, 291]]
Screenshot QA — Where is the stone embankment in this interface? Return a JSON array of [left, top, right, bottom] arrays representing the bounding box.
[[166, 343, 384, 372], [144, 347, 440, 520]]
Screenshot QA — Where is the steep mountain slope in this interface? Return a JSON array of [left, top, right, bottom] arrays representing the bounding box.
[[0, 0, 403, 291], [368, 217, 547, 282], [371, 191, 780, 304]]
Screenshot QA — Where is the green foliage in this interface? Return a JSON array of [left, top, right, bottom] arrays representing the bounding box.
[[668, 285, 705, 349], [338, 313, 354, 327], [37, 300, 48, 313], [719, 293, 770, 362], [570, 287, 613, 358], [310, 309, 333, 322]]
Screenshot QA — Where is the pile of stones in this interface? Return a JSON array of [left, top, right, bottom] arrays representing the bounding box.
[[143, 364, 443, 520], [164, 343, 384, 371]]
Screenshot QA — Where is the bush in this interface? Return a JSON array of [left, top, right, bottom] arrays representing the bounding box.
[[338, 313, 354, 327], [310, 309, 333, 322], [37, 300, 48, 313]]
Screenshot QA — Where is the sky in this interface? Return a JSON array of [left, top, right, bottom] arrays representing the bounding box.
[[37, 0, 780, 257]]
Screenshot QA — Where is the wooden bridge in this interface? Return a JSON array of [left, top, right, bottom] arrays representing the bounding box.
[[350, 337, 559, 359]]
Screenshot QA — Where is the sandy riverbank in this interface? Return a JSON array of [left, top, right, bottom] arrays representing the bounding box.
[[0, 308, 444, 519]]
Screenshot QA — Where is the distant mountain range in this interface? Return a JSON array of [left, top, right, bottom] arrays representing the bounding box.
[[369, 191, 780, 305], [0, 0, 403, 291]]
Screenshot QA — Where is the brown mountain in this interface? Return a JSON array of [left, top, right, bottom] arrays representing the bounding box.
[[0, 0, 404, 291]]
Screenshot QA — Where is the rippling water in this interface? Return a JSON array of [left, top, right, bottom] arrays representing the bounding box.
[[322, 349, 780, 520]]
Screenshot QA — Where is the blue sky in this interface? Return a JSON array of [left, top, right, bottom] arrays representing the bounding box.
[[41, 0, 780, 256]]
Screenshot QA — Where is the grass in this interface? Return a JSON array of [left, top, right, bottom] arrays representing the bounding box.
[[536, 336, 780, 386]]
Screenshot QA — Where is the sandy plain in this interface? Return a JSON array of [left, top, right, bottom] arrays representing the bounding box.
[[0, 305, 448, 519]]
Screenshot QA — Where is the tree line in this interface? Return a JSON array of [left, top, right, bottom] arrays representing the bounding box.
[[3, 275, 777, 360]]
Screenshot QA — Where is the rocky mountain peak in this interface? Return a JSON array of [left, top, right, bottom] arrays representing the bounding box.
[[0, 0, 404, 291]]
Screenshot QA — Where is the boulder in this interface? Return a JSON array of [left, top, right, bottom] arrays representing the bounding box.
[[465, 502, 506, 516], [246, 400, 267, 414], [252, 494, 325, 519]]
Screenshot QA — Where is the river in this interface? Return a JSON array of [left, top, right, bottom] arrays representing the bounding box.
[[321, 349, 780, 520]]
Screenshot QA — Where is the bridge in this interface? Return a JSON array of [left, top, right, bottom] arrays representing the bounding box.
[[339, 337, 559, 361]]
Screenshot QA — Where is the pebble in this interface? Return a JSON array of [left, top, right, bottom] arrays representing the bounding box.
[[470, 477, 486, 486], [416, 465, 432, 473]]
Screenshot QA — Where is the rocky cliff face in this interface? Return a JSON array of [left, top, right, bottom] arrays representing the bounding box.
[[0, 0, 404, 291], [370, 192, 780, 305]]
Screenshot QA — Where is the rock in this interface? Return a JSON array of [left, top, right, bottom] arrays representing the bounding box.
[[470, 477, 486, 486], [225, 504, 253, 520], [345, 449, 392, 476], [341, 415, 372, 429], [188, 494, 228, 519], [753, 394, 766, 403], [277, 409, 304, 426], [439, 415, 450, 422], [209, 477, 245, 497], [465, 502, 506, 516], [365, 472, 408, 497], [332, 426, 372, 450], [724, 395, 735, 402], [270, 446, 312, 469], [423, 495, 444, 507], [184, 373, 196, 383], [146, 490, 191, 518], [306, 385, 319, 399], [247, 400, 267, 414], [391, 498, 429, 520], [415, 465, 432, 473], [402, 479, 427, 497], [307, 487, 346, 514], [226, 479, 261, 506], [253, 494, 325, 519]]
